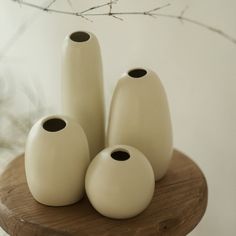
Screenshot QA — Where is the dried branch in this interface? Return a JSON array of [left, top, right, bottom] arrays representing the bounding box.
[[80, 0, 117, 14], [44, 0, 57, 10], [109, 0, 112, 15], [154, 12, 236, 44], [145, 3, 171, 15], [67, 0, 73, 9], [180, 5, 189, 18], [7, 0, 236, 45]]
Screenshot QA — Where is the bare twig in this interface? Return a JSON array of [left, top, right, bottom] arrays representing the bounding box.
[[7, 0, 236, 45], [12, 0, 76, 15], [145, 3, 171, 15], [82, 3, 172, 21], [154, 13, 236, 44], [67, 0, 73, 10], [80, 0, 117, 14], [179, 5, 189, 24], [111, 14, 123, 21], [109, 0, 112, 14], [180, 5, 189, 17], [44, 0, 57, 10]]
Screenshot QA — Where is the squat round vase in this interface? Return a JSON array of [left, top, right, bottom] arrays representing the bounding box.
[[25, 115, 90, 206], [62, 31, 105, 159], [85, 145, 155, 219], [107, 68, 173, 181]]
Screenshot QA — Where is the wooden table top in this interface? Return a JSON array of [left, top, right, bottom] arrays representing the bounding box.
[[0, 150, 207, 236]]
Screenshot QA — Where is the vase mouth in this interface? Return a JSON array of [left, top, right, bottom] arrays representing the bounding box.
[[128, 68, 147, 79], [42, 117, 67, 132], [70, 31, 91, 42], [111, 149, 130, 161]]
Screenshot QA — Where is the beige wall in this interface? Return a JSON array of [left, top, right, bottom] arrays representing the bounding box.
[[0, 0, 236, 235]]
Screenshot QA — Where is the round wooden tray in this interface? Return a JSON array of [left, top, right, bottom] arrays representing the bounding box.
[[0, 150, 207, 236]]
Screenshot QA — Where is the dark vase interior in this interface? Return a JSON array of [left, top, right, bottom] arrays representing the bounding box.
[[70, 31, 90, 42], [111, 150, 130, 161], [43, 118, 66, 132], [128, 68, 147, 78]]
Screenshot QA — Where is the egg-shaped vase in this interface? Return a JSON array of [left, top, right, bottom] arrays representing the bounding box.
[[62, 31, 105, 159], [25, 115, 90, 206], [107, 68, 173, 181], [85, 145, 155, 219]]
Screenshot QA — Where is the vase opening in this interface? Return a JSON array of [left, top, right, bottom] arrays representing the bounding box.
[[111, 149, 130, 161], [70, 31, 90, 42], [43, 118, 66, 132], [128, 68, 147, 78]]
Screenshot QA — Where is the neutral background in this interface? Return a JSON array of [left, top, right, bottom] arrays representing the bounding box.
[[0, 0, 236, 235]]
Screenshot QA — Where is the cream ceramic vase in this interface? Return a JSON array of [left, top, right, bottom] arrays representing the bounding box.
[[25, 115, 90, 206], [85, 145, 155, 219], [62, 31, 105, 159], [107, 68, 173, 181]]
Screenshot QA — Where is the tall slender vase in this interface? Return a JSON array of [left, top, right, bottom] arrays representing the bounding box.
[[62, 31, 105, 159], [107, 68, 173, 181]]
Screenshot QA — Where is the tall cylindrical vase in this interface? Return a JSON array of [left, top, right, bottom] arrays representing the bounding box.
[[107, 68, 173, 181], [62, 31, 105, 159]]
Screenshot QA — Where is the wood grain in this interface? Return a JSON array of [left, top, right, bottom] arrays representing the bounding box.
[[0, 150, 207, 236]]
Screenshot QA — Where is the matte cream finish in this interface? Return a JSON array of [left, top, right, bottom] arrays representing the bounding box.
[[107, 68, 173, 180], [25, 115, 90, 206], [62, 31, 105, 159], [85, 145, 155, 219]]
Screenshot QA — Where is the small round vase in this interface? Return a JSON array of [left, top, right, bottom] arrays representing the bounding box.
[[85, 145, 155, 219], [25, 115, 90, 206], [107, 68, 173, 180]]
